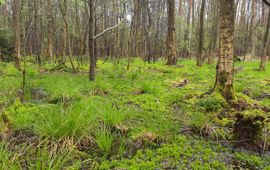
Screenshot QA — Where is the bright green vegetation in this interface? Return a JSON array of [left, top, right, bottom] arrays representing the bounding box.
[[0, 59, 270, 169]]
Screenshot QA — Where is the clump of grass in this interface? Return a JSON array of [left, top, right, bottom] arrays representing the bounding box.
[[188, 111, 208, 131], [25, 140, 80, 169], [0, 143, 20, 169], [92, 79, 111, 95], [99, 106, 126, 128], [95, 129, 114, 156], [139, 81, 158, 95], [35, 104, 95, 139]]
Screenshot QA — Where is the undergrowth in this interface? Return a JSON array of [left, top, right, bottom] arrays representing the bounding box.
[[0, 59, 270, 169]]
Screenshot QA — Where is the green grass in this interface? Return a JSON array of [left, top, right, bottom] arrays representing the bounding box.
[[0, 59, 270, 169]]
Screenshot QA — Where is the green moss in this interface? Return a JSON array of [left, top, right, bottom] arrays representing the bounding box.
[[234, 109, 266, 142], [5, 98, 38, 130], [197, 93, 228, 113]]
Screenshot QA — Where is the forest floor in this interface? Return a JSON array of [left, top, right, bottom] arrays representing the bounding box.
[[0, 58, 270, 169]]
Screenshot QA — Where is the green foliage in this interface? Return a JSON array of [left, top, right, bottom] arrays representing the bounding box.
[[197, 93, 227, 112], [35, 101, 95, 139], [100, 136, 229, 169], [139, 81, 158, 94], [95, 129, 114, 156], [188, 111, 208, 130], [234, 152, 268, 169], [25, 140, 80, 170], [0, 28, 14, 61], [0, 143, 20, 169], [5, 99, 37, 130], [0, 59, 270, 169], [234, 109, 266, 142], [99, 106, 125, 128]]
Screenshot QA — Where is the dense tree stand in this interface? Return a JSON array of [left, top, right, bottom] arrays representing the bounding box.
[[213, 0, 236, 102]]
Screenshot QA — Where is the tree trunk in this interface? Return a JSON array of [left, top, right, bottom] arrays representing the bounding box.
[[259, 11, 270, 71], [89, 0, 95, 81], [184, 0, 192, 59], [61, 0, 68, 64], [166, 0, 177, 65], [207, 0, 219, 64], [47, 0, 54, 59], [12, 0, 21, 69], [197, 0, 206, 67], [214, 0, 236, 101]]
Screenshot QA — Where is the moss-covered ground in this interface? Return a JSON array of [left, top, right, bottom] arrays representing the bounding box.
[[0, 58, 270, 169]]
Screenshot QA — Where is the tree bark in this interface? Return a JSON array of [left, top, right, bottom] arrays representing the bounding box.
[[197, 0, 206, 67], [89, 0, 95, 81], [166, 0, 177, 65], [259, 11, 270, 71], [12, 0, 21, 69], [214, 0, 236, 101], [47, 0, 54, 59]]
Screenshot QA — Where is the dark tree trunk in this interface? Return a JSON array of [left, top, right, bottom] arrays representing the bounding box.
[[89, 0, 95, 81]]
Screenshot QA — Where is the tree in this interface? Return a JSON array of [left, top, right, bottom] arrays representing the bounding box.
[[58, 0, 68, 64], [166, 0, 177, 65], [197, 0, 206, 67], [259, 11, 270, 71], [207, 0, 219, 64], [89, 0, 95, 81], [12, 0, 21, 69], [47, 0, 54, 59], [214, 0, 236, 101]]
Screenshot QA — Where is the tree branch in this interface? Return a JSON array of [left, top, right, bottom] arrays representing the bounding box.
[[94, 20, 125, 39]]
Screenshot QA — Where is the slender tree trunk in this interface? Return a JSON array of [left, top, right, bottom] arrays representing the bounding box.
[[197, 0, 206, 67], [89, 0, 95, 81], [184, 0, 192, 59], [34, 0, 41, 65], [13, 0, 21, 69], [214, 0, 236, 101], [259, 11, 270, 71], [166, 0, 177, 65], [47, 0, 54, 59], [207, 0, 219, 64], [62, 0, 68, 64]]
